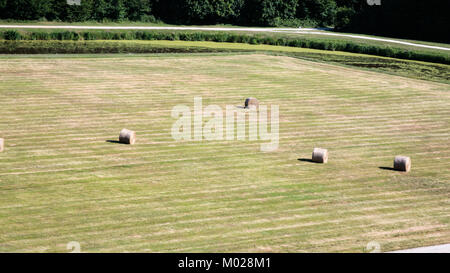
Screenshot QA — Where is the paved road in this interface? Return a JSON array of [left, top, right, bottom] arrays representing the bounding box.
[[1, 25, 449, 51], [388, 243, 450, 253]]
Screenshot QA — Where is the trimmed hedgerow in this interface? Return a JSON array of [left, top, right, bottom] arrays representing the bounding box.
[[0, 40, 240, 54]]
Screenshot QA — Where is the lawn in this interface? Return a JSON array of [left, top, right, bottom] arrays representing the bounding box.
[[0, 53, 448, 252]]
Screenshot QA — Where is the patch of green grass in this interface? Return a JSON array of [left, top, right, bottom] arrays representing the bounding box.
[[274, 31, 450, 52], [0, 40, 243, 54], [280, 52, 450, 84]]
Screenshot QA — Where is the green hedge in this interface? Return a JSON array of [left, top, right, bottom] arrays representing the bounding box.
[[0, 40, 239, 54], [0, 30, 448, 65]]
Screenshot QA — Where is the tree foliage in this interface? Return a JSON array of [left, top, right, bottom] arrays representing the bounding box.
[[0, 0, 448, 42]]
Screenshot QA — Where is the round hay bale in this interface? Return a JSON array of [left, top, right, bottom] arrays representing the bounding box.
[[245, 97, 259, 109], [0, 138, 3, 152], [394, 156, 411, 172], [312, 148, 328, 163], [119, 129, 136, 145]]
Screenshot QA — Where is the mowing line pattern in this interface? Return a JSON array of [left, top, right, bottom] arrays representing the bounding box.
[[0, 54, 449, 252]]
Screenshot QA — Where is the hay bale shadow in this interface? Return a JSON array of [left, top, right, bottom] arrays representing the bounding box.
[[106, 140, 126, 144], [379, 166, 400, 171], [297, 158, 318, 163]]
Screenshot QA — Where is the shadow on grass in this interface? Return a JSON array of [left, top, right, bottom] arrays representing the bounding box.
[[297, 158, 318, 163], [106, 140, 125, 144], [379, 166, 399, 171]]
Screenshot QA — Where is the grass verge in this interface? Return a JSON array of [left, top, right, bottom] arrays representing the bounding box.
[[1, 29, 448, 65]]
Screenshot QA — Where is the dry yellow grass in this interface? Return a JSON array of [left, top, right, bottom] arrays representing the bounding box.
[[0, 53, 448, 252]]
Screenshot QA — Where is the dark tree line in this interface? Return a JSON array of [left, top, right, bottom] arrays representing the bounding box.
[[336, 0, 450, 43], [0, 0, 448, 42]]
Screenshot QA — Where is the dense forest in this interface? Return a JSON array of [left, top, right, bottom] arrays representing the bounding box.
[[0, 0, 448, 42]]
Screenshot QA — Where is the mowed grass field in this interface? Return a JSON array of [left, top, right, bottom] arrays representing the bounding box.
[[0, 53, 449, 252]]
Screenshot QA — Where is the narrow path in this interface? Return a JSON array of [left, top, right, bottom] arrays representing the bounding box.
[[1, 25, 449, 51]]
